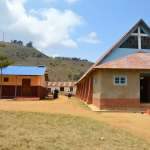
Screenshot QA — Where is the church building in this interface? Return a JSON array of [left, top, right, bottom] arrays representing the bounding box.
[[75, 19, 150, 110]]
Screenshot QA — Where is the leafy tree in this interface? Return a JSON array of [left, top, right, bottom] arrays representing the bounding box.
[[0, 55, 14, 99], [16, 52, 20, 57], [32, 52, 36, 57], [17, 41, 23, 46], [26, 41, 33, 47], [0, 43, 14, 99], [68, 73, 72, 80], [13, 40, 18, 44], [73, 74, 79, 81], [78, 71, 84, 79], [37, 53, 42, 58], [72, 57, 80, 61]]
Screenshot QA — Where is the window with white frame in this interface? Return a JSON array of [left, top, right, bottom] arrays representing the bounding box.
[[114, 76, 127, 85], [94, 77, 98, 86], [119, 27, 150, 49]]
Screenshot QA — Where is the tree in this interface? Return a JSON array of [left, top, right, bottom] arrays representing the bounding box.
[[26, 41, 33, 47], [17, 41, 23, 46], [0, 43, 14, 99], [73, 74, 78, 81], [37, 53, 42, 58], [68, 73, 72, 81], [13, 40, 18, 44], [0, 55, 14, 99]]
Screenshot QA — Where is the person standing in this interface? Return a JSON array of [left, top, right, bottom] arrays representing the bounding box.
[[67, 91, 72, 99], [53, 88, 59, 99], [56, 88, 59, 98]]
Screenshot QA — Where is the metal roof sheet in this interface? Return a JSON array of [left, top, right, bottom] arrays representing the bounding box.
[[95, 52, 150, 69], [48, 82, 76, 87], [2, 66, 46, 75]]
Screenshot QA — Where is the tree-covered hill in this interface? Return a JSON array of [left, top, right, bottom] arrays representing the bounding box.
[[0, 42, 93, 81]]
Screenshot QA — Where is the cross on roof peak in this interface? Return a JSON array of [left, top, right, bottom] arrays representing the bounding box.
[[131, 27, 148, 49]]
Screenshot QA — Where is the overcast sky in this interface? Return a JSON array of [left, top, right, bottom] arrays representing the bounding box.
[[0, 0, 150, 62]]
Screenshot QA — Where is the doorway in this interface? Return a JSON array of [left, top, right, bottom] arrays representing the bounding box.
[[140, 76, 150, 103], [22, 79, 31, 97]]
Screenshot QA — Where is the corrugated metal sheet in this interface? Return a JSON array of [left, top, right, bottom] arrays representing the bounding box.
[[48, 82, 76, 87], [2, 66, 46, 75], [95, 52, 150, 69]]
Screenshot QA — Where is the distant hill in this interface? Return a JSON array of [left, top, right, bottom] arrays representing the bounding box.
[[0, 42, 94, 81]]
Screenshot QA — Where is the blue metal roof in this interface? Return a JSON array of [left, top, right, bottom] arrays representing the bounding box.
[[2, 66, 46, 75]]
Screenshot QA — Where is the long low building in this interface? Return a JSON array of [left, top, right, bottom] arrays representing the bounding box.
[[48, 82, 77, 95]]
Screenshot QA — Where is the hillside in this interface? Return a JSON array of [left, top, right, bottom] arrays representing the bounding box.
[[0, 42, 93, 81]]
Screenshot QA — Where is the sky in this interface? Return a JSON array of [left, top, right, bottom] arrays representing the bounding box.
[[0, 0, 150, 62]]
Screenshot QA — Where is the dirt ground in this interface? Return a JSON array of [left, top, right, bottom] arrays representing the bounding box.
[[0, 95, 150, 143]]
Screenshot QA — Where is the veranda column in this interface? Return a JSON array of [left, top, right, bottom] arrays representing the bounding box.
[[83, 80, 88, 102], [78, 84, 82, 99], [76, 85, 79, 98], [85, 79, 89, 102], [81, 82, 84, 101], [87, 77, 93, 104]]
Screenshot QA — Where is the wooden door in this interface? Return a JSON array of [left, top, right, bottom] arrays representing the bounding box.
[[22, 79, 31, 97]]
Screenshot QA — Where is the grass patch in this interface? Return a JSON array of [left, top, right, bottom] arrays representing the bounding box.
[[73, 97, 90, 110], [0, 110, 149, 150]]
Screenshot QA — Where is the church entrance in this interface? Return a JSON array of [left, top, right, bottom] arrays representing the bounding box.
[[140, 75, 150, 103]]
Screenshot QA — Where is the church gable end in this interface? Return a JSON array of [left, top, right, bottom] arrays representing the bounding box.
[[119, 27, 150, 49], [97, 20, 150, 65], [76, 19, 150, 85]]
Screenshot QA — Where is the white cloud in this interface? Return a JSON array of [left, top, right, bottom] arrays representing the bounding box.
[[61, 39, 77, 47], [0, 0, 84, 51], [77, 32, 101, 44], [66, 0, 79, 4]]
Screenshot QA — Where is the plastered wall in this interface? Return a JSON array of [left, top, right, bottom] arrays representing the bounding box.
[[98, 69, 150, 99], [93, 70, 101, 98], [2, 75, 44, 86]]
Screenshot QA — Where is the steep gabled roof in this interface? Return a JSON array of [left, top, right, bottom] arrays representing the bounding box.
[[76, 19, 150, 84], [95, 52, 150, 69]]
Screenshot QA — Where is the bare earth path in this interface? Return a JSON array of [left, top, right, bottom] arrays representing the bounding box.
[[0, 95, 150, 143]]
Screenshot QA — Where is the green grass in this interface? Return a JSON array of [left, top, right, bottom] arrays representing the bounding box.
[[0, 110, 149, 150]]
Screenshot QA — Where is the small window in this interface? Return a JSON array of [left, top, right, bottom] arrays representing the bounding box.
[[114, 76, 127, 85], [70, 87, 73, 91], [4, 77, 9, 82], [133, 28, 138, 33], [119, 36, 138, 48], [140, 28, 146, 34], [141, 36, 150, 49], [60, 87, 64, 91], [94, 77, 98, 86]]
